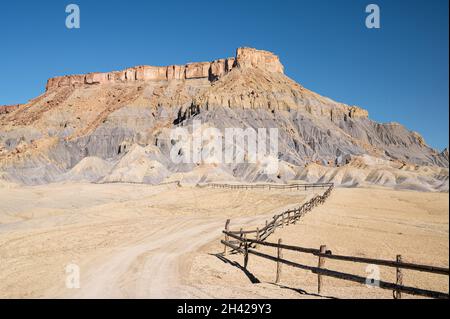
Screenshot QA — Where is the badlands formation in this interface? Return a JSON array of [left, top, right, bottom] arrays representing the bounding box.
[[0, 47, 448, 191]]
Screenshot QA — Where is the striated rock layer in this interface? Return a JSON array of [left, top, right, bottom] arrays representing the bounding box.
[[44, 48, 282, 91], [0, 47, 448, 190], [0, 104, 20, 115]]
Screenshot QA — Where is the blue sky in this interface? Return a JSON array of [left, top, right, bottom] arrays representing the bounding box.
[[0, 0, 448, 150]]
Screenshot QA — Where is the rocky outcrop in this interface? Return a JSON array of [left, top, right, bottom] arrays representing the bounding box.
[[348, 106, 369, 119], [235, 47, 284, 73], [45, 47, 286, 91], [0, 104, 20, 115], [167, 65, 186, 80], [209, 60, 226, 81], [411, 131, 426, 147], [442, 148, 449, 160], [185, 62, 211, 79]]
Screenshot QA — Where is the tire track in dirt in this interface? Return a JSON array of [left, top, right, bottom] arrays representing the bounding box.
[[65, 214, 272, 298]]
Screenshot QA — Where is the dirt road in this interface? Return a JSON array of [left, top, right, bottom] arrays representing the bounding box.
[[68, 216, 270, 298], [0, 182, 308, 298]]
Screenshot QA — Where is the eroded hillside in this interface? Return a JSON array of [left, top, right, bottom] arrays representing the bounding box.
[[0, 48, 448, 190]]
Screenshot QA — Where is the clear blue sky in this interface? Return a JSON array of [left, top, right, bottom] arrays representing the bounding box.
[[1, 0, 448, 150]]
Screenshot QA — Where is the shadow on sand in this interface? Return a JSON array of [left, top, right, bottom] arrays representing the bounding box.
[[211, 252, 338, 299]]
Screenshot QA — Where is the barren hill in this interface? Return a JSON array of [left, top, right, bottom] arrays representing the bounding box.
[[0, 48, 448, 190]]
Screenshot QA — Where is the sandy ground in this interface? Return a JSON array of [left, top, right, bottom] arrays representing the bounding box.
[[0, 182, 312, 298], [0, 183, 448, 299], [187, 187, 449, 299]]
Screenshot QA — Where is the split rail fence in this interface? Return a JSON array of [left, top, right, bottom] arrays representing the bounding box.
[[209, 182, 449, 299]]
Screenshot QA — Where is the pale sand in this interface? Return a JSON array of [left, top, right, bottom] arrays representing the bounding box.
[[0, 183, 447, 298], [0, 182, 312, 298], [187, 187, 449, 299]]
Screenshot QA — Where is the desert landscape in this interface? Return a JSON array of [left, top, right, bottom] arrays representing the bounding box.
[[0, 181, 447, 298], [0, 47, 448, 299]]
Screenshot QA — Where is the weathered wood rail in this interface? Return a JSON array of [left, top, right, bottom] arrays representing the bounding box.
[[226, 183, 332, 243], [204, 182, 333, 191], [201, 182, 333, 244], [222, 233, 450, 299]]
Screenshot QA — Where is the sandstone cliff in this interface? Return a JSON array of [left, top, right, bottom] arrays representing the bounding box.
[[0, 104, 20, 115], [45, 48, 285, 91]]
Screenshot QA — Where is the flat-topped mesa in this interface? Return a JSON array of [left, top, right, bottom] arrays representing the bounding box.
[[45, 48, 284, 91]]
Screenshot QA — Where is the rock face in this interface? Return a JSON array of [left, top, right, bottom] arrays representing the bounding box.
[[44, 47, 283, 91], [442, 148, 449, 160], [46, 54, 238, 91], [1, 47, 448, 189], [235, 47, 284, 73], [0, 104, 20, 115]]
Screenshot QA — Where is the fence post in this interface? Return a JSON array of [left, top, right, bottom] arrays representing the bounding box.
[[238, 228, 243, 249], [394, 255, 403, 299], [255, 228, 260, 248], [244, 240, 249, 269], [273, 215, 277, 233], [223, 219, 230, 255], [276, 238, 283, 283], [317, 245, 327, 294]]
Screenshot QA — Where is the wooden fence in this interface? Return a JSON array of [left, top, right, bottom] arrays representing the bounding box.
[[221, 233, 449, 299], [204, 182, 333, 191], [210, 182, 449, 299], [221, 183, 333, 243]]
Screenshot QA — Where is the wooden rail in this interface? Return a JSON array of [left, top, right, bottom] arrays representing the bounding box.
[[158, 180, 182, 186], [221, 235, 449, 299], [228, 184, 333, 239], [95, 180, 181, 186], [202, 182, 333, 242], [203, 182, 333, 190], [224, 232, 450, 275]]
